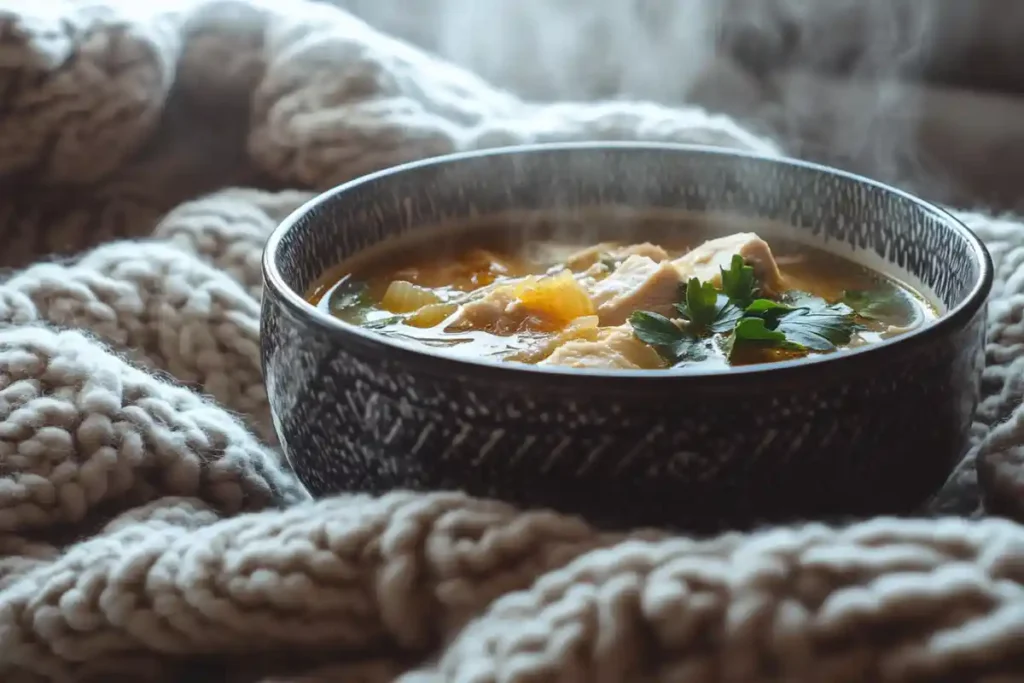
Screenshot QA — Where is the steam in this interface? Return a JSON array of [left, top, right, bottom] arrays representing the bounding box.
[[757, 0, 944, 191], [338, 0, 985, 204]]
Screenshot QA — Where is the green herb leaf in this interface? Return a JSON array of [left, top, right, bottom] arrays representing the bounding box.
[[773, 300, 859, 351], [675, 277, 743, 334], [677, 278, 717, 325], [629, 311, 708, 364], [745, 299, 793, 316], [723, 317, 794, 360], [720, 254, 758, 306], [673, 339, 709, 364], [841, 288, 913, 323], [629, 311, 685, 347], [731, 295, 859, 354], [709, 299, 745, 334], [328, 278, 370, 314], [727, 316, 804, 360], [733, 316, 788, 343]]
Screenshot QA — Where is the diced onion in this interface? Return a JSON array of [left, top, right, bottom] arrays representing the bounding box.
[[381, 280, 442, 313], [406, 302, 458, 328]]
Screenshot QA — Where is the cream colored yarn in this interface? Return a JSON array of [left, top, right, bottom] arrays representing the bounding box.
[[3, 1, 1024, 682]]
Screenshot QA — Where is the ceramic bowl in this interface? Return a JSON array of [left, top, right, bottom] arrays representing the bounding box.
[[261, 142, 992, 532]]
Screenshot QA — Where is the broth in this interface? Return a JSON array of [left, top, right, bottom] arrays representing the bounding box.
[[308, 214, 938, 371]]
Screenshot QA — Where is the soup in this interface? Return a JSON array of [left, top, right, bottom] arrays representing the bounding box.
[[307, 216, 938, 371]]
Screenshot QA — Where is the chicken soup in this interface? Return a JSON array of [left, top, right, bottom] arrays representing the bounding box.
[[307, 215, 937, 370]]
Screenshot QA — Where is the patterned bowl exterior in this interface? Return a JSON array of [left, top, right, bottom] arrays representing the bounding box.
[[261, 143, 992, 532]]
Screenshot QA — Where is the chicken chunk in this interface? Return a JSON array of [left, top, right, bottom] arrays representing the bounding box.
[[564, 242, 670, 270], [506, 315, 601, 364], [673, 232, 785, 296], [539, 325, 665, 370], [585, 254, 683, 326], [445, 287, 525, 334]]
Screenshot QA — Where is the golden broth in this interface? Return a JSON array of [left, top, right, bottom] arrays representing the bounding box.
[[308, 213, 938, 371]]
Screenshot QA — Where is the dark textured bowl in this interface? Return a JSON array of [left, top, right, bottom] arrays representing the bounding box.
[[261, 142, 992, 532]]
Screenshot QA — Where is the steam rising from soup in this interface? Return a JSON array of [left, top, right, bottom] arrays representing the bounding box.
[[308, 214, 937, 371]]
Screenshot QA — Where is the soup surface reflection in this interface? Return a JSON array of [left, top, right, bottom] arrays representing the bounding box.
[[308, 217, 937, 371]]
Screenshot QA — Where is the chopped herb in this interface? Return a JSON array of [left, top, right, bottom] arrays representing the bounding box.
[[674, 340, 710, 364], [328, 278, 370, 315], [675, 277, 743, 334], [598, 254, 620, 271], [720, 254, 758, 307], [628, 311, 707, 364], [841, 288, 913, 324]]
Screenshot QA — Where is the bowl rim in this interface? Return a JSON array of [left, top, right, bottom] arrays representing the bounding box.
[[263, 141, 993, 386]]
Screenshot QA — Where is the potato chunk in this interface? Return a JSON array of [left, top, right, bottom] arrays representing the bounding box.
[[446, 270, 595, 334]]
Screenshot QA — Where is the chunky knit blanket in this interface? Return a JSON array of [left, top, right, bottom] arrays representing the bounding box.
[[4, 1, 1024, 681]]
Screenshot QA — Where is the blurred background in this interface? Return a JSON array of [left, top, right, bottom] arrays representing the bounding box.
[[329, 0, 1024, 213]]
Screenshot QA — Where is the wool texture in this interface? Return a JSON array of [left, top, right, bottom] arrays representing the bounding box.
[[2, 1, 1024, 681]]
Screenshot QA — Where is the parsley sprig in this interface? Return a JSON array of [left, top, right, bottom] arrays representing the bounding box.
[[630, 310, 709, 363], [674, 277, 744, 334], [720, 254, 758, 307], [628, 254, 860, 365], [841, 288, 914, 325], [738, 296, 858, 351]]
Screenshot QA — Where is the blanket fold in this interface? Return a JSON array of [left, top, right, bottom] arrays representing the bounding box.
[[3, 1, 1024, 681]]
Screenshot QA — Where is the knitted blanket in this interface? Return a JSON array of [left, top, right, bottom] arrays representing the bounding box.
[[4, 1, 1024, 681]]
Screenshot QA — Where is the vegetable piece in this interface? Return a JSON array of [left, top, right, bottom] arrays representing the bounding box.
[[719, 254, 758, 307], [511, 269, 595, 327], [406, 302, 458, 328], [381, 280, 443, 313]]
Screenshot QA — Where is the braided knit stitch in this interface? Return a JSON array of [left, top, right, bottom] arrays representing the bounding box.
[[2, 1, 1024, 681]]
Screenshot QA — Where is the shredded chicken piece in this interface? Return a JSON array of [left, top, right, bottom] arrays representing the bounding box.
[[564, 242, 670, 270], [585, 254, 683, 326], [444, 287, 533, 335], [506, 315, 600, 364], [539, 325, 665, 370], [673, 232, 785, 296]]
